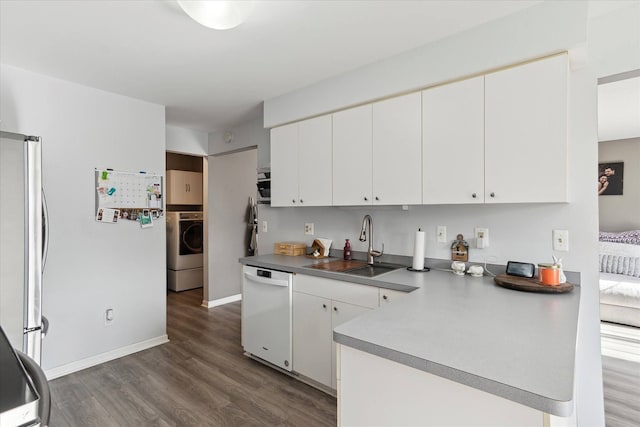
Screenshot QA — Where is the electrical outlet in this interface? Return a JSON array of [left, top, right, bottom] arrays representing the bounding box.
[[437, 226, 447, 243], [105, 308, 114, 326], [262, 221, 268, 233], [304, 223, 314, 235], [474, 228, 489, 249], [553, 229, 569, 251]]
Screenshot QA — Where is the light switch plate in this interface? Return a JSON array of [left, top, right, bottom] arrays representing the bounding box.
[[262, 221, 268, 233], [553, 229, 569, 251], [437, 226, 447, 243]]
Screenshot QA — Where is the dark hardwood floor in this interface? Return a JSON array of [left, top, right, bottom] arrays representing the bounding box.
[[49, 289, 337, 426]]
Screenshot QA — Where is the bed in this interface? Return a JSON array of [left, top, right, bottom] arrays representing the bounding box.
[[599, 230, 640, 328]]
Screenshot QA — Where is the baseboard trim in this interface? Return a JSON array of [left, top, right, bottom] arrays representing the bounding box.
[[202, 293, 242, 308], [44, 334, 169, 380]]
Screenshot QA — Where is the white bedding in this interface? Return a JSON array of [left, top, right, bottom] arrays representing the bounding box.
[[599, 241, 640, 277], [600, 272, 640, 327]]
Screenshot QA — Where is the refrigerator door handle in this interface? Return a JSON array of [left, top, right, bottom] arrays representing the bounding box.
[[41, 316, 49, 338], [42, 190, 49, 271]]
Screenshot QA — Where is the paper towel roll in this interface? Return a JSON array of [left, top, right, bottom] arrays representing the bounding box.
[[412, 229, 425, 271]]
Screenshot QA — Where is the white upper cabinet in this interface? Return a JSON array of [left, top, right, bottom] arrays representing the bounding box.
[[422, 77, 485, 204], [298, 115, 333, 206], [485, 54, 568, 203], [372, 92, 422, 205], [333, 105, 373, 206], [270, 123, 299, 207], [272, 54, 568, 207], [271, 115, 332, 207]]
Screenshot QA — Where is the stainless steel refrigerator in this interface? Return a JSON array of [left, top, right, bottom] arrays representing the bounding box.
[[0, 130, 49, 365]]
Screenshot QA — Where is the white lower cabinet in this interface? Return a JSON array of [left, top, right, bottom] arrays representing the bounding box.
[[330, 301, 371, 390], [292, 292, 332, 387], [292, 274, 377, 390], [379, 288, 409, 305]]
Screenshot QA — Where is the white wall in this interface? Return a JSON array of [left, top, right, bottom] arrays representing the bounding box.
[[599, 137, 640, 231], [0, 64, 167, 372], [260, 1, 611, 424], [166, 125, 208, 156]]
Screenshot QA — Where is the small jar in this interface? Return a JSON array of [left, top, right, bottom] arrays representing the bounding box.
[[538, 264, 560, 285], [343, 239, 352, 261]]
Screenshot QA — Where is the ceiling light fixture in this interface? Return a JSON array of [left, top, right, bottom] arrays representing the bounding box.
[[177, 1, 254, 30]]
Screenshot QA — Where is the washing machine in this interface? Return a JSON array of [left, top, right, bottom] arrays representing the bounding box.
[[167, 211, 203, 291]]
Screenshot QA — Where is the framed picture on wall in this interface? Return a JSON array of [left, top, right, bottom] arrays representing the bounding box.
[[598, 162, 624, 196]]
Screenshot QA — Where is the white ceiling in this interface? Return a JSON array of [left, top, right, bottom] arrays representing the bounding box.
[[1, 1, 545, 132]]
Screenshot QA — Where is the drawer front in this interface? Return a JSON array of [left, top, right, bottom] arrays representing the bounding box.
[[294, 274, 378, 309]]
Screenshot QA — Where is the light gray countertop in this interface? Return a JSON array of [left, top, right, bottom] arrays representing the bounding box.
[[239, 254, 580, 417]]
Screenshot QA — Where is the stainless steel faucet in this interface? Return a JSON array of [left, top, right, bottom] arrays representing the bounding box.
[[359, 214, 384, 264]]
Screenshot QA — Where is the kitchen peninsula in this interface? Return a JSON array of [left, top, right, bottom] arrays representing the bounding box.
[[239, 254, 580, 426]]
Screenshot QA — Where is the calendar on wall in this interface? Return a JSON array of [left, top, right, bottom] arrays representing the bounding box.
[[95, 168, 163, 225]]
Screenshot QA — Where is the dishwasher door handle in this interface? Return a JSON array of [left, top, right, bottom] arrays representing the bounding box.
[[244, 272, 289, 287]]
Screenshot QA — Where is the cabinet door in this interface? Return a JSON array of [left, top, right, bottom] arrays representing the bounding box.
[[372, 92, 422, 205], [271, 123, 299, 207], [331, 301, 372, 389], [183, 171, 203, 204], [485, 54, 568, 203], [423, 77, 485, 204], [333, 105, 373, 206], [379, 288, 410, 306], [293, 291, 332, 387], [298, 115, 333, 206], [167, 170, 186, 204], [167, 170, 202, 205]]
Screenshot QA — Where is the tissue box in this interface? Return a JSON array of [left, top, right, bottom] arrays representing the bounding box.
[[274, 242, 307, 256]]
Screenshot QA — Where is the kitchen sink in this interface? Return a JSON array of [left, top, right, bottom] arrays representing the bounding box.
[[343, 263, 404, 277]]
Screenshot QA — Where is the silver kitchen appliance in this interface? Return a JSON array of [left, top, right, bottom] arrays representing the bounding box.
[[0, 130, 49, 365]]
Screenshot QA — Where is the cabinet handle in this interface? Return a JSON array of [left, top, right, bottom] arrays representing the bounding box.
[[472, 193, 477, 198], [322, 304, 327, 309], [300, 199, 303, 203], [364, 197, 368, 201], [490, 192, 495, 198], [333, 306, 338, 312], [375, 196, 380, 201], [383, 295, 388, 300], [292, 199, 296, 203]]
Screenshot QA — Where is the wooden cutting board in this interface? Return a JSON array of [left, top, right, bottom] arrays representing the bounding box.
[[494, 274, 574, 293], [305, 259, 367, 272]]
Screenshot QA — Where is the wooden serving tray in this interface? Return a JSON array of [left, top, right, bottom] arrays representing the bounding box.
[[494, 274, 574, 293]]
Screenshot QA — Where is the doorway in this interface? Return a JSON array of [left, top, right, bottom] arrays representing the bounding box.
[[165, 152, 206, 296], [596, 69, 640, 426]]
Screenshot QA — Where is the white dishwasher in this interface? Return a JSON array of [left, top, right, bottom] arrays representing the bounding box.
[[242, 265, 293, 371]]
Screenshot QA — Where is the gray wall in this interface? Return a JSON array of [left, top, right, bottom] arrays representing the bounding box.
[[166, 125, 208, 156], [208, 149, 257, 301], [0, 64, 167, 372], [599, 137, 640, 231], [209, 116, 270, 169]]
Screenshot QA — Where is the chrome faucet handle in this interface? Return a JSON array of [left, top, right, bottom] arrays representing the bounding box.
[[370, 243, 384, 258]]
